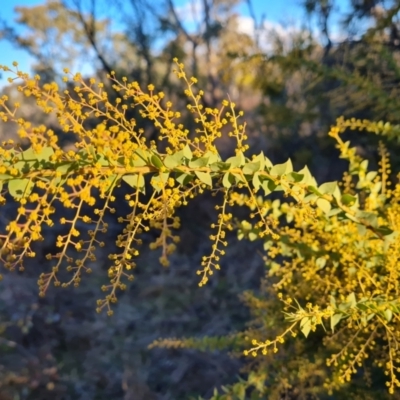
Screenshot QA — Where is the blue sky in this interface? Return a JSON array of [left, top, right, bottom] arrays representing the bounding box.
[[0, 0, 346, 86]]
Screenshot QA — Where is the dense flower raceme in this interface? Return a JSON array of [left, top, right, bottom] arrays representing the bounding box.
[[0, 61, 399, 394]]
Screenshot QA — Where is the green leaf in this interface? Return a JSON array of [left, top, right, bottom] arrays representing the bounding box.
[[203, 151, 220, 164], [330, 314, 342, 332], [344, 212, 360, 223], [195, 171, 212, 187], [56, 162, 74, 175], [375, 225, 394, 236], [262, 179, 276, 196], [130, 155, 147, 167], [150, 154, 163, 169], [232, 172, 246, 184], [252, 172, 261, 192], [183, 144, 192, 160], [366, 171, 378, 181], [264, 156, 273, 169], [96, 153, 110, 166], [226, 153, 244, 168], [316, 198, 331, 214], [341, 193, 356, 206], [242, 161, 260, 175], [210, 162, 230, 172], [316, 257, 326, 269], [151, 172, 170, 193], [286, 172, 304, 182], [175, 172, 194, 185], [163, 153, 182, 169], [370, 182, 381, 194], [297, 165, 316, 186], [222, 172, 235, 189], [248, 231, 258, 241], [252, 152, 265, 170], [384, 309, 393, 322], [189, 157, 209, 168], [0, 173, 13, 181], [307, 186, 322, 196], [270, 159, 293, 176], [135, 148, 151, 163], [8, 178, 35, 199], [356, 211, 378, 228], [300, 317, 311, 338], [318, 181, 337, 195], [102, 174, 119, 193], [328, 207, 342, 217], [20, 146, 54, 163], [347, 292, 357, 307], [122, 174, 145, 192]]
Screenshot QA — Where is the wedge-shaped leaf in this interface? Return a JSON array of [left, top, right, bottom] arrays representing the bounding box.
[[262, 179, 276, 196], [226, 153, 244, 168], [102, 174, 119, 193], [163, 153, 182, 169], [347, 292, 357, 307], [203, 151, 220, 164], [175, 172, 194, 185], [270, 159, 293, 176], [210, 161, 231, 172], [232, 172, 246, 184], [371, 182, 382, 194], [252, 172, 261, 192], [356, 210, 378, 228], [297, 165, 315, 185], [151, 172, 170, 193], [360, 159, 368, 171], [36, 146, 54, 162], [366, 171, 378, 182], [287, 172, 304, 183], [341, 193, 356, 206], [189, 156, 209, 168], [182, 144, 192, 160], [344, 212, 360, 223], [330, 313, 342, 332], [316, 257, 326, 269], [318, 181, 337, 195], [222, 172, 235, 189], [252, 152, 265, 170], [8, 178, 35, 199], [242, 161, 260, 175], [0, 173, 13, 181], [384, 309, 393, 322], [96, 153, 110, 166], [21, 146, 54, 163], [375, 225, 394, 236], [122, 174, 145, 192], [14, 149, 40, 173], [130, 155, 148, 167], [264, 156, 273, 169], [307, 185, 322, 196], [195, 171, 212, 187], [150, 154, 163, 169], [21, 147, 40, 161], [328, 207, 342, 217], [248, 231, 258, 241], [316, 198, 331, 215], [56, 162, 75, 175], [300, 317, 311, 338], [135, 148, 151, 163]]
